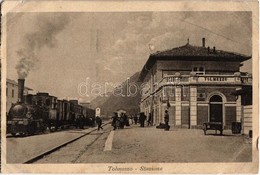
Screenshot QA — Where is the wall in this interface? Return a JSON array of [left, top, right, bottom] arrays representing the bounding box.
[[197, 105, 208, 126], [243, 105, 252, 135], [225, 106, 236, 128], [181, 105, 189, 127], [198, 86, 237, 102]]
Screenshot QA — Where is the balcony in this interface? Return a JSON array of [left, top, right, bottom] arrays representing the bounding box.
[[159, 74, 252, 86], [141, 73, 252, 101]]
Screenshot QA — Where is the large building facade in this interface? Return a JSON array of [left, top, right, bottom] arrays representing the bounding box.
[[139, 39, 252, 129]]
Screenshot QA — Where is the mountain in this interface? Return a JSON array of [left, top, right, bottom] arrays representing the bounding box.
[[91, 72, 141, 116]]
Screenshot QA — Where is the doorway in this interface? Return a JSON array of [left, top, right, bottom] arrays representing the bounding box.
[[209, 95, 223, 123]]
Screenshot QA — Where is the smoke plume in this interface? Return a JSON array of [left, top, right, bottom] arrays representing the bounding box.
[[16, 14, 70, 78]]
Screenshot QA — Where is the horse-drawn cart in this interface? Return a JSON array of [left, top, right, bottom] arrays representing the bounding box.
[[203, 122, 223, 135]]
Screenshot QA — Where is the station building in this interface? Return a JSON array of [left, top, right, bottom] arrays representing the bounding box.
[[139, 38, 252, 129]]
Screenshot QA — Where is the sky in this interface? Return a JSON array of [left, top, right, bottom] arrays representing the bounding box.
[[7, 12, 252, 102]]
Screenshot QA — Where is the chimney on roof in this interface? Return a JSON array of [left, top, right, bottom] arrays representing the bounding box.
[[207, 46, 210, 53], [213, 46, 216, 52], [202, 38, 205, 47]]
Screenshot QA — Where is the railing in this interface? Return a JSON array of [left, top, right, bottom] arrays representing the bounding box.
[[141, 74, 252, 101], [159, 74, 252, 85]]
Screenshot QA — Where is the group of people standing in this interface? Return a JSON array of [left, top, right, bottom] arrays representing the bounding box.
[[110, 110, 170, 131], [111, 112, 130, 130], [139, 110, 170, 130]]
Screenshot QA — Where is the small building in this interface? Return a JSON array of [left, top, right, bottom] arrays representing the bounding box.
[[139, 38, 252, 129], [6, 79, 32, 112]]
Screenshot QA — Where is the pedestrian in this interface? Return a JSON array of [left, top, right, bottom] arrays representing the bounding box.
[[139, 112, 146, 127], [124, 114, 130, 126], [129, 115, 133, 124], [147, 113, 152, 126], [96, 116, 103, 130], [79, 115, 84, 129], [164, 110, 170, 131], [134, 114, 138, 124], [112, 112, 118, 130]]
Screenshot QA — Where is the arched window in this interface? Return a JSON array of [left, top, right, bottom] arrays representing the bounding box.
[[209, 95, 223, 123], [210, 95, 222, 102]]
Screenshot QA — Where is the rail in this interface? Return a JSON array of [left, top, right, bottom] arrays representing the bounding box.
[[23, 121, 111, 164]]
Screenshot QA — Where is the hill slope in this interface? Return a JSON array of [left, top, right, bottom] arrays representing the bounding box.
[[91, 72, 141, 116]]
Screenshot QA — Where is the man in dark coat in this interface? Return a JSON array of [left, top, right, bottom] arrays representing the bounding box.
[[147, 113, 152, 126], [96, 116, 103, 130], [112, 112, 118, 130], [164, 110, 170, 131], [79, 115, 84, 129], [139, 112, 146, 127]]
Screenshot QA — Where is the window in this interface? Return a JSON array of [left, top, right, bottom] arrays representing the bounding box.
[[192, 66, 205, 75], [12, 89, 14, 98], [45, 99, 51, 106], [37, 100, 42, 106], [210, 95, 222, 102]]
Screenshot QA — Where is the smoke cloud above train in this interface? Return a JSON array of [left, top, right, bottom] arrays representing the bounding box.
[[16, 14, 70, 78]]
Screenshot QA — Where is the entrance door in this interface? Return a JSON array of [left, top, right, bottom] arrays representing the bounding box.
[[209, 95, 223, 123]]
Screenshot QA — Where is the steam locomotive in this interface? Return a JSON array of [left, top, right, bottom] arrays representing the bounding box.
[[7, 79, 95, 136]]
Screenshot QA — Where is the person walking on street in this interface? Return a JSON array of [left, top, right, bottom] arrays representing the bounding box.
[[164, 110, 170, 131], [96, 116, 103, 130], [112, 112, 118, 130], [130, 115, 134, 124], [147, 113, 152, 126]]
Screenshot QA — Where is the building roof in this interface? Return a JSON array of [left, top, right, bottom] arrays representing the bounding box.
[[151, 43, 250, 59], [139, 43, 251, 82]]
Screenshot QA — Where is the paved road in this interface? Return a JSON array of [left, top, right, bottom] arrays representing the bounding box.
[[35, 124, 252, 163]]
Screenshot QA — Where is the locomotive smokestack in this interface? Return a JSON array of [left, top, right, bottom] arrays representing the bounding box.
[[18, 79, 25, 103], [202, 38, 205, 47]]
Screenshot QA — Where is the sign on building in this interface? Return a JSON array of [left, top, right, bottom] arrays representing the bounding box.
[[95, 107, 101, 117]]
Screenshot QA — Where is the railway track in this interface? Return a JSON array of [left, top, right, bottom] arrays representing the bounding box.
[[23, 122, 111, 164]]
